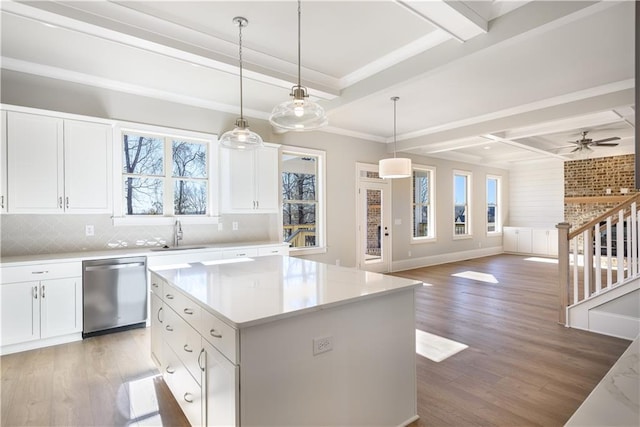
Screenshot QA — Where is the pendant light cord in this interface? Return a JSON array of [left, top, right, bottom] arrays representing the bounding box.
[[392, 96, 399, 158], [297, 0, 302, 88], [239, 21, 245, 121]]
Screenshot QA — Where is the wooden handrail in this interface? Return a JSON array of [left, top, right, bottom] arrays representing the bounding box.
[[568, 193, 640, 240]]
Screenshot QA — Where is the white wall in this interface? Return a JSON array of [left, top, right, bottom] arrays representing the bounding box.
[[1, 70, 509, 269], [507, 158, 564, 228]]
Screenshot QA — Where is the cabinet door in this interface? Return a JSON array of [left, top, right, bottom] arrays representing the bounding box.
[[255, 146, 279, 212], [203, 339, 238, 427], [517, 228, 533, 253], [1, 111, 7, 214], [532, 229, 549, 255], [503, 228, 518, 252], [548, 229, 559, 256], [40, 277, 82, 338], [0, 281, 40, 346], [150, 292, 164, 368], [64, 120, 112, 213], [221, 148, 256, 212], [7, 112, 64, 213]]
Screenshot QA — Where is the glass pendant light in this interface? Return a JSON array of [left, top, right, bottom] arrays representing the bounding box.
[[220, 17, 264, 150], [269, 0, 328, 131], [379, 97, 412, 179]]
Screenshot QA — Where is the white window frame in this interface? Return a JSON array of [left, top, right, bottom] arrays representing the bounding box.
[[411, 165, 436, 243], [453, 170, 472, 239], [280, 145, 326, 256], [486, 174, 502, 235], [112, 122, 219, 226]]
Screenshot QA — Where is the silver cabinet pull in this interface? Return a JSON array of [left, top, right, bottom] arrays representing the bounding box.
[[41, 284, 45, 299], [65, 196, 69, 209], [152, 282, 159, 288], [183, 308, 194, 315], [166, 366, 175, 374], [165, 325, 173, 332], [183, 344, 193, 353], [157, 306, 163, 323], [31, 271, 49, 275], [33, 285, 38, 299], [58, 196, 63, 208], [183, 393, 193, 403], [256, 200, 259, 209], [1, 195, 4, 209], [165, 294, 174, 300], [198, 348, 205, 371], [237, 253, 246, 257], [210, 329, 222, 339]]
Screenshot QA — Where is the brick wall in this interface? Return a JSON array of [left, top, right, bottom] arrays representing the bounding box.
[[564, 154, 637, 229]]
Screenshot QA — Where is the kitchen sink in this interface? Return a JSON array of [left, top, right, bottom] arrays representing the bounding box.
[[150, 245, 208, 252]]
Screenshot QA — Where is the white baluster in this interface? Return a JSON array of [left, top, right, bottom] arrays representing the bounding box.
[[572, 237, 579, 305], [605, 217, 612, 289], [616, 210, 624, 285], [583, 229, 591, 300], [594, 223, 602, 294]]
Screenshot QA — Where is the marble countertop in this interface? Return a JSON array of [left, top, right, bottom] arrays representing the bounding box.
[[152, 255, 423, 328], [565, 335, 639, 426], [0, 241, 285, 267]]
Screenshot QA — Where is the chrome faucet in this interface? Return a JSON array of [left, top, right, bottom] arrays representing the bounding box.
[[174, 220, 183, 247]]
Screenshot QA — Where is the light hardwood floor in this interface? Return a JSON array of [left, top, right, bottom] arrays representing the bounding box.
[[1, 254, 632, 426]]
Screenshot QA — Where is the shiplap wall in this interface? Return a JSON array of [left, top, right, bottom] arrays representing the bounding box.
[[508, 159, 564, 228]]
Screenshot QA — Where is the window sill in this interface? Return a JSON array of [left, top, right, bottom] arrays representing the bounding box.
[[487, 231, 503, 237], [113, 215, 220, 226], [411, 237, 437, 244], [288, 247, 327, 256], [452, 234, 473, 240]]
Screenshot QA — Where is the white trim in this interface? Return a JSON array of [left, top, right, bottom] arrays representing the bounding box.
[[280, 145, 327, 254], [0, 332, 81, 356], [411, 164, 436, 243], [1, 103, 115, 125], [392, 246, 503, 272], [112, 215, 219, 227]]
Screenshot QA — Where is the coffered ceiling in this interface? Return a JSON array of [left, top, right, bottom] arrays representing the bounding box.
[[1, 0, 635, 168]]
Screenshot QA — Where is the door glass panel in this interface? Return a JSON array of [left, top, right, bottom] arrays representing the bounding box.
[[365, 189, 382, 263]]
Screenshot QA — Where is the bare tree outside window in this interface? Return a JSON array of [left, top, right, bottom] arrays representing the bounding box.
[[122, 133, 209, 216], [123, 134, 164, 215], [282, 154, 317, 248]]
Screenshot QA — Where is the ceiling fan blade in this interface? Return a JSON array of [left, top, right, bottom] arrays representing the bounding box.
[[591, 136, 620, 144], [592, 142, 619, 147], [570, 147, 580, 153]]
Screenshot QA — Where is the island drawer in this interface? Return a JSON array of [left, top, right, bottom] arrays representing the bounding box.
[[149, 273, 164, 296], [257, 246, 289, 256], [163, 341, 202, 427], [200, 309, 238, 364], [163, 285, 202, 328], [163, 305, 203, 385]]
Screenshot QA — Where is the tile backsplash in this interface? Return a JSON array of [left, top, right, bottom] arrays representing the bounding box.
[[0, 214, 279, 257]]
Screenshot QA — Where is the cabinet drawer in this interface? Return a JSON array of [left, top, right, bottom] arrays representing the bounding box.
[[163, 285, 201, 328], [200, 309, 238, 364], [163, 342, 202, 427], [149, 273, 164, 296], [164, 306, 203, 385], [223, 248, 258, 259], [257, 245, 289, 256], [1, 262, 81, 283]]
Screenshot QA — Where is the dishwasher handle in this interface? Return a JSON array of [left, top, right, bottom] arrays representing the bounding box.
[[84, 262, 146, 272]]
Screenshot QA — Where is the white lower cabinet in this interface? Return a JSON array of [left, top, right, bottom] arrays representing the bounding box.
[[202, 339, 238, 426], [152, 271, 239, 426], [504, 227, 558, 256], [0, 263, 82, 352]]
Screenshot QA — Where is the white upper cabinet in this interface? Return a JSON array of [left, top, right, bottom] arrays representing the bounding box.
[[6, 111, 112, 214], [64, 119, 112, 212], [220, 144, 279, 213], [1, 111, 7, 214], [7, 111, 64, 213]]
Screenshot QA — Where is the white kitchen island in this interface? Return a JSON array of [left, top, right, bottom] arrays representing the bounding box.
[[150, 255, 421, 427]]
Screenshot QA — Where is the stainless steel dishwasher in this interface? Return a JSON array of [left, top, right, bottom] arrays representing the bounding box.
[[82, 256, 148, 338]]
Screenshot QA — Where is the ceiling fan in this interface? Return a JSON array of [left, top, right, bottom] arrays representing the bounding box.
[[567, 130, 620, 153]]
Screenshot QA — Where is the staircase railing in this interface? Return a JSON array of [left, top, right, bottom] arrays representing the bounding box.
[[557, 193, 640, 325]]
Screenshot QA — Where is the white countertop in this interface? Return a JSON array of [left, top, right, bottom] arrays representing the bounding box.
[[565, 335, 639, 426], [0, 241, 285, 267], [152, 256, 422, 328]]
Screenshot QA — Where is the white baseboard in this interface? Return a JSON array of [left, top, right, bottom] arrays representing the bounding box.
[[391, 246, 504, 272], [0, 332, 82, 356]]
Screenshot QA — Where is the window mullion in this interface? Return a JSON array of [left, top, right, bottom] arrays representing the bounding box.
[[164, 137, 173, 216]]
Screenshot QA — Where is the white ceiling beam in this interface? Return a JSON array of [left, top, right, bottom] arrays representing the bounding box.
[[482, 134, 569, 161]]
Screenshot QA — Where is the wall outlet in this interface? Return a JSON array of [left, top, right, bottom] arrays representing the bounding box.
[[335, 259, 340, 266], [313, 336, 333, 356], [85, 225, 95, 236], [621, 188, 629, 194], [218, 223, 223, 231], [605, 188, 612, 195], [232, 221, 238, 231], [408, 251, 412, 257], [394, 218, 402, 225]]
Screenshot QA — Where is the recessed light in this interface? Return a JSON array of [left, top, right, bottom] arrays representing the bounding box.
[[43, 22, 59, 29], [483, 146, 491, 150]]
